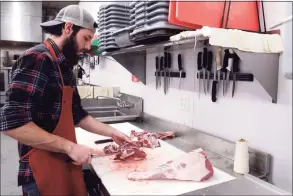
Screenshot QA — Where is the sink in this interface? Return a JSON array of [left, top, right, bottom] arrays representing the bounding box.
[[87, 109, 140, 123], [88, 110, 126, 118], [82, 93, 143, 123]]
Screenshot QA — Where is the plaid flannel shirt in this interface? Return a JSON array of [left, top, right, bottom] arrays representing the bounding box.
[[0, 38, 88, 186]]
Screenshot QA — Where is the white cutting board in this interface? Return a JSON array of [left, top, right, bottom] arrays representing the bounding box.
[[76, 123, 236, 195]]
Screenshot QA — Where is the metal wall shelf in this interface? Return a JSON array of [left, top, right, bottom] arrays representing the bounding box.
[[101, 35, 281, 103]]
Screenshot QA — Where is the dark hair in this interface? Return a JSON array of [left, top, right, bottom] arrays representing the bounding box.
[[43, 22, 83, 36]]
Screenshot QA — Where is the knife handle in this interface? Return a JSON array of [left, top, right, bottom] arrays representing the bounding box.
[[168, 53, 172, 69], [222, 49, 230, 72], [197, 52, 202, 71], [207, 51, 213, 71], [232, 54, 240, 73], [155, 56, 159, 71], [178, 54, 182, 71], [164, 52, 168, 69], [212, 80, 218, 102], [160, 56, 164, 71]]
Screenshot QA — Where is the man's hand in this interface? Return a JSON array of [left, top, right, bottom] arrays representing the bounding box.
[[66, 143, 104, 165], [111, 130, 133, 145]]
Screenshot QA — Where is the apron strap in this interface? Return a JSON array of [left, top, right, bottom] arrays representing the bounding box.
[[44, 40, 65, 87]]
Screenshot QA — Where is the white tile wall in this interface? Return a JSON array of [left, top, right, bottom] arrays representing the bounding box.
[[79, 1, 292, 192]]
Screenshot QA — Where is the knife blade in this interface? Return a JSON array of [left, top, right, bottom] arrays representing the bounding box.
[[155, 56, 159, 89], [178, 54, 183, 89]]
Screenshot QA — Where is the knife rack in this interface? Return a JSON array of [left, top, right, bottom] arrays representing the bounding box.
[[197, 73, 254, 82], [155, 71, 186, 78]]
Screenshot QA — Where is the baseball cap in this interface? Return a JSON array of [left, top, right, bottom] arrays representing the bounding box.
[[40, 5, 98, 33]]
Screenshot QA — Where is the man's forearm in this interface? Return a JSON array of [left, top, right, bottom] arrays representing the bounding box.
[[77, 115, 115, 137], [4, 122, 74, 154]]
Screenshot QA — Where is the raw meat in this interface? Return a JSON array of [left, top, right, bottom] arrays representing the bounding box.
[[103, 130, 175, 161], [126, 148, 214, 182]]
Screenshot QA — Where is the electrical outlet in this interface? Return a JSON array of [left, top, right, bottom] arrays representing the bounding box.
[[180, 97, 189, 111]]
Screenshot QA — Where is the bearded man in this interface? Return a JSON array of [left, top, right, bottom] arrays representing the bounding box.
[[0, 5, 132, 196]]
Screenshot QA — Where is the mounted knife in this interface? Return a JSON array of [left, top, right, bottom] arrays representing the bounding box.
[[168, 52, 172, 90], [212, 47, 221, 102], [225, 49, 233, 95], [155, 56, 159, 89], [178, 54, 183, 89], [206, 50, 213, 93], [164, 52, 168, 94], [232, 53, 240, 97], [160, 56, 164, 89], [202, 48, 208, 95], [222, 49, 230, 96], [197, 51, 203, 98]]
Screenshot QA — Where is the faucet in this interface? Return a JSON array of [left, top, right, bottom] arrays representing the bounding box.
[[96, 96, 132, 108]]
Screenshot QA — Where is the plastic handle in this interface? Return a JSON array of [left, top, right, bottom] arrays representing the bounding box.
[[222, 49, 230, 71], [207, 51, 213, 71], [178, 54, 182, 71], [197, 52, 202, 70], [232, 54, 240, 73], [160, 56, 164, 71], [155, 56, 159, 70], [164, 52, 168, 68], [168, 53, 172, 69]]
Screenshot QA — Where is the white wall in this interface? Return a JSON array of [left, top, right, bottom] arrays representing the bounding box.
[[79, 1, 292, 192]]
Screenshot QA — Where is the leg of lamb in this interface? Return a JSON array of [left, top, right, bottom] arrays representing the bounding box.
[[127, 148, 214, 182]]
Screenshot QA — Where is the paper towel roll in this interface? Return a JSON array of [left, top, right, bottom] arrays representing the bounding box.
[[233, 138, 249, 174]]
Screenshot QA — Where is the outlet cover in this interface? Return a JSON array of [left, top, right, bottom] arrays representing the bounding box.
[[180, 97, 189, 111]]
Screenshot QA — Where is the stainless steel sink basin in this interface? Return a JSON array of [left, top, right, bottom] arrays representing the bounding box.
[[87, 110, 139, 123], [88, 110, 126, 118], [81, 93, 143, 123]]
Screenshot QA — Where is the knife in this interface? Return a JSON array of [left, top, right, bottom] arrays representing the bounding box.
[[216, 47, 222, 94], [178, 54, 183, 89], [202, 48, 208, 95], [155, 56, 159, 89], [66, 152, 116, 163], [225, 49, 234, 95], [164, 52, 168, 94], [206, 50, 213, 93], [160, 56, 164, 89], [168, 52, 172, 90], [232, 53, 240, 97], [197, 52, 203, 99], [212, 47, 221, 102], [222, 49, 230, 96]]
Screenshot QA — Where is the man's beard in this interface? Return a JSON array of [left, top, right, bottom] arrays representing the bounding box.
[[62, 35, 79, 67]]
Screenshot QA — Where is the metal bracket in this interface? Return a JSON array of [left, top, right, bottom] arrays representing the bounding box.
[[111, 51, 146, 85]]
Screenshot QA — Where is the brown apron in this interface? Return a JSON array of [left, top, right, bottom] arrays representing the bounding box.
[[20, 40, 88, 196]]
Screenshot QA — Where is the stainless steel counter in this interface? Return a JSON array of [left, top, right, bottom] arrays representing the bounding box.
[[121, 114, 292, 195]]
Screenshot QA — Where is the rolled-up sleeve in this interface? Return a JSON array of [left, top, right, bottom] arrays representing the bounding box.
[[0, 52, 49, 131], [72, 85, 89, 125]]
